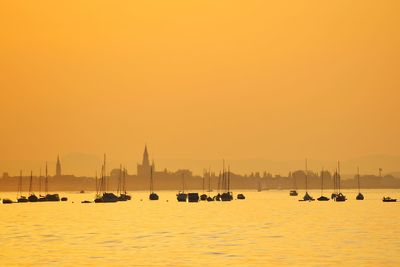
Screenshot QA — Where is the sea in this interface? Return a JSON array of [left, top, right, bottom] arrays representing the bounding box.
[[0, 189, 399, 266]]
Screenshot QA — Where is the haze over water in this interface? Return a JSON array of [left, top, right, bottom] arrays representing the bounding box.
[[1, 190, 399, 266]]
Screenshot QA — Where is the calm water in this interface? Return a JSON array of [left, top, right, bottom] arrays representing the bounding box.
[[1, 189, 399, 266]]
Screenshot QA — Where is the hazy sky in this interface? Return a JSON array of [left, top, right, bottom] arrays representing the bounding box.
[[1, 1, 399, 176]]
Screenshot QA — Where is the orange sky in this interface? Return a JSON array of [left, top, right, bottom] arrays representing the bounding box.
[[0, 1, 399, 176]]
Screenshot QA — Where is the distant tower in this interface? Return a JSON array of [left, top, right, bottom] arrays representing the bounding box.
[[56, 155, 62, 177], [137, 145, 155, 177]]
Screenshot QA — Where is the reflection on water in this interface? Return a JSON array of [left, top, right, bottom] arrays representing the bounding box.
[[0, 190, 399, 266]]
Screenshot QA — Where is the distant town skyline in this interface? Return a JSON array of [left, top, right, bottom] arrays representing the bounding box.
[[1, 147, 399, 178]]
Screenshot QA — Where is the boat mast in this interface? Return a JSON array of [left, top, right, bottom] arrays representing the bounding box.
[[202, 169, 205, 193], [208, 167, 211, 192], [17, 170, 22, 197], [305, 159, 308, 193], [150, 166, 153, 194], [337, 161, 341, 193], [117, 164, 122, 195], [38, 168, 42, 195], [321, 168, 324, 195], [45, 162, 48, 194], [357, 166, 361, 194], [228, 166, 230, 192], [29, 171, 33, 195]]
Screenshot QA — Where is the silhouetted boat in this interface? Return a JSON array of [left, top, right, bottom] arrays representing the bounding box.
[[214, 193, 221, 201], [46, 194, 61, 201], [335, 192, 346, 202], [301, 159, 314, 201], [188, 193, 199, 202], [118, 167, 131, 201], [289, 172, 298, 196], [17, 170, 28, 203], [237, 193, 245, 199], [95, 192, 117, 203], [317, 168, 329, 201], [80, 190, 85, 194], [28, 171, 38, 202], [220, 165, 233, 201], [356, 167, 364, 200], [81, 200, 91, 203], [46, 163, 60, 201], [177, 173, 187, 202], [200, 170, 207, 201], [2, 199, 13, 204], [94, 155, 119, 203], [382, 197, 396, 202], [334, 162, 346, 202], [177, 192, 187, 202], [148, 167, 159, 201], [207, 196, 214, 201]]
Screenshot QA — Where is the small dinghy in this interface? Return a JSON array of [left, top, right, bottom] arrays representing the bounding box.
[[2, 199, 13, 204], [188, 193, 199, 202], [382, 197, 397, 202], [237, 193, 245, 200]]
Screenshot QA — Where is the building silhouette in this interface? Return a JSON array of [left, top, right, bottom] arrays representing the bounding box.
[[56, 155, 62, 177], [137, 145, 155, 177]]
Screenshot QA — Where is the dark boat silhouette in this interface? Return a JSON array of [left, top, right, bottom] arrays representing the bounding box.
[[334, 162, 346, 202], [28, 171, 38, 202], [220, 165, 234, 201], [148, 167, 159, 201], [44, 163, 60, 201], [61, 197, 68, 201], [300, 159, 314, 201], [118, 167, 131, 201], [176, 173, 187, 202], [199, 170, 208, 201], [81, 200, 91, 203], [335, 192, 346, 202], [289, 172, 298, 196], [80, 190, 85, 194], [382, 197, 396, 202], [355, 167, 364, 200], [16, 170, 29, 203], [3, 199, 13, 204], [237, 193, 245, 200], [317, 168, 329, 201], [94, 155, 118, 203], [206, 168, 215, 201], [177, 192, 187, 202], [188, 192, 199, 202]]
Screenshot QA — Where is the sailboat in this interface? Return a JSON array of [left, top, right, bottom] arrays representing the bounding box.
[[200, 170, 207, 201], [118, 167, 131, 201], [331, 170, 338, 199], [206, 169, 214, 201], [149, 167, 159, 200], [220, 165, 233, 201], [17, 170, 28, 203], [176, 173, 187, 202], [355, 167, 364, 200], [214, 171, 222, 201], [301, 159, 314, 201], [335, 162, 346, 202], [94, 155, 119, 203], [289, 172, 298, 196], [28, 171, 38, 202], [317, 169, 329, 201], [43, 162, 60, 202]]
